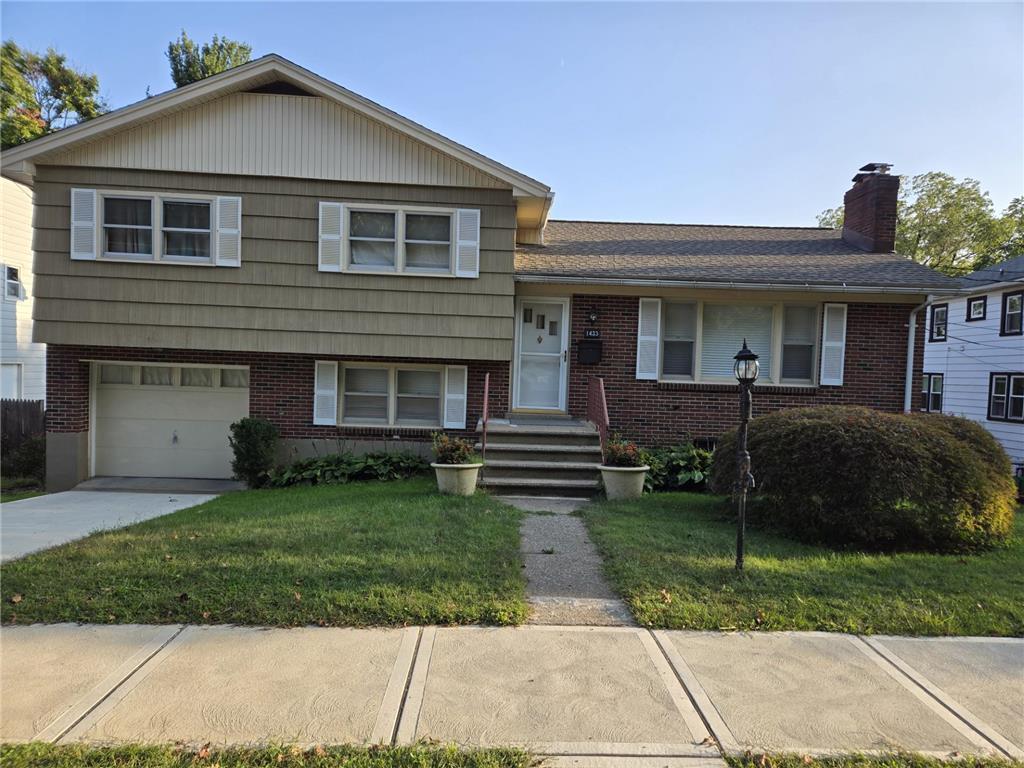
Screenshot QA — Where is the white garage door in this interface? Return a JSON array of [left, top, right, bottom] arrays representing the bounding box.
[[94, 363, 250, 479]]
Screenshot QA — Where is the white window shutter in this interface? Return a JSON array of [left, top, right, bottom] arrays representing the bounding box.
[[70, 188, 97, 260], [444, 365, 468, 429], [215, 196, 242, 267], [454, 209, 481, 278], [636, 298, 662, 380], [820, 303, 848, 385], [319, 202, 343, 272], [313, 361, 338, 425]]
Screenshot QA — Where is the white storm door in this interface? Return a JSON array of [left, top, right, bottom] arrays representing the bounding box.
[[514, 299, 569, 411]]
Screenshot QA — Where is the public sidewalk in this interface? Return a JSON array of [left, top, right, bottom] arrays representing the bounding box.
[[2, 624, 1021, 766]]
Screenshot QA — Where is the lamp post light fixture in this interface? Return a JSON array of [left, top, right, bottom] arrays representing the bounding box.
[[733, 339, 759, 571]]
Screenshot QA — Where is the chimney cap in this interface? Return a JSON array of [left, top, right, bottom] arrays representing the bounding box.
[[858, 162, 893, 174]]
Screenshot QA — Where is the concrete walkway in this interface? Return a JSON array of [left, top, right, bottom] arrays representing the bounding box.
[[3, 624, 1021, 765], [0, 491, 218, 562], [503, 496, 634, 626]]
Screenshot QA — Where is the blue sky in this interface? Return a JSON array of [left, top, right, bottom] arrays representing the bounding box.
[[3, 2, 1021, 225]]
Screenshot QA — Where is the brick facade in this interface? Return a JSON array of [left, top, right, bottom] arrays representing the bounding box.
[[565, 294, 924, 445], [46, 345, 508, 442]]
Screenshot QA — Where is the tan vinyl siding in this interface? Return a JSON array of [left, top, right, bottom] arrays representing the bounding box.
[[32, 166, 516, 360], [46, 93, 507, 189]]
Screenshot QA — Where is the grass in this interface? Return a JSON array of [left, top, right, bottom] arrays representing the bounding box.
[[727, 755, 1021, 768], [0, 478, 527, 627], [0, 743, 535, 768], [583, 492, 1024, 636], [1, 489, 44, 503]]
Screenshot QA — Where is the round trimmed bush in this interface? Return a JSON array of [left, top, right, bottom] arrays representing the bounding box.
[[709, 406, 1016, 552]]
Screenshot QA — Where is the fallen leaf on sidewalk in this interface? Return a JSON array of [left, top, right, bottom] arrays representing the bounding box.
[[9, 594, 22, 604]]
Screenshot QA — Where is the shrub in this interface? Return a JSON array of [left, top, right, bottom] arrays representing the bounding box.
[[228, 417, 280, 488], [4, 435, 45, 482], [645, 443, 714, 492], [432, 432, 477, 465], [709, 406, 1016, 552], [603, 435, 646, 468], [266, 451, 429, 488]]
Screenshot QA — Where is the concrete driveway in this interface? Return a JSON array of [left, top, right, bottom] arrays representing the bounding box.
[[1, 491, 218, 562]]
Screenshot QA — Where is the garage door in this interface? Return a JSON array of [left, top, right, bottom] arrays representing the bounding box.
[[94, 363, 249, 479]]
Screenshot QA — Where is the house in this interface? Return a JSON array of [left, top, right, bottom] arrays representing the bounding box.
[[1, 176, 46, 402], [0, 55, 960, 492], [922, 256, 1024, 472]]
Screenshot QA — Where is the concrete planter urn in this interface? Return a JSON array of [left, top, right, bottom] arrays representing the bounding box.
[[431, 463, 484, 496], [599, 465, 650, 500]]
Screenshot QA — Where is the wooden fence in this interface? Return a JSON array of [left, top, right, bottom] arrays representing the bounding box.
[[1, 399, 45, 454]]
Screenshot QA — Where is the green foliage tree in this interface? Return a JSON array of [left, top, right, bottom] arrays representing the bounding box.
[[166, 31, 252, 88], [1, 40, 106, 149], [817, 172, 1024, 275]]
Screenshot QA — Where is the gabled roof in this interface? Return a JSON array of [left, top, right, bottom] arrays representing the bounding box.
[[1, 54, 552, 202], [515, 220, 961, 292], [960, 255, 1024, 289]]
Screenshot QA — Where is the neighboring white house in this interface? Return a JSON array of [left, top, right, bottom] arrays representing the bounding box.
[[922, 255, 1024, 470], [1, 176, 46, 401]]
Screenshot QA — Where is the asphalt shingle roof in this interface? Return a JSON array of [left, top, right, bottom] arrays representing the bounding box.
[[515, 220, 960, 290], [960, 255, 1024, 288]]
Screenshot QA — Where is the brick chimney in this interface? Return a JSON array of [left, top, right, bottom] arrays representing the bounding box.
[[841, 162, 899, 253]]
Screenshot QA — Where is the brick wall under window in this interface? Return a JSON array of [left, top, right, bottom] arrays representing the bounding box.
[[565, 295, 924, 445], [45, 345, 509, 441]]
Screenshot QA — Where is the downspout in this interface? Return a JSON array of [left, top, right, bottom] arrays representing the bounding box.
[[903, 299, 930, 412]]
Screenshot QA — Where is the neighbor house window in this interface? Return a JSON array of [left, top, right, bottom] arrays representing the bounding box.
[[162, 200, 212, 261], [1, 363, 22, 399], [661, 302, 697, 378], [929, 304, 948, 342], [966, 296, 986, 322], [103, 197, 153, 259], [339, 364, 444, 427], [989, 373, 1024, 422], [4, 266, 20, 299], [781, 305, 817, 382], [700, 304, 774, 380], [921, 373, 943, 413], [1001, 291, 1023, 336]]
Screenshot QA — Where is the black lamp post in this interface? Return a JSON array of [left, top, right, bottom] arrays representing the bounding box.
[[733, 339, 760, 571]]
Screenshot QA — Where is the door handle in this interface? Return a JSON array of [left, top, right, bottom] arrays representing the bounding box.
[[563, 350, 567, 362]]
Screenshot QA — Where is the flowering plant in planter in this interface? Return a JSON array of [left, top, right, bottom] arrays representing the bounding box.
[[600, 434, 650, 500], [431, 432, 484, 496]]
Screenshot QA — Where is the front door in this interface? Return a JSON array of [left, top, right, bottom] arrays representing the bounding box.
[[514, 298, 569, 411]]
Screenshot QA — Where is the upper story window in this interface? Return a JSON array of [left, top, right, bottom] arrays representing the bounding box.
[[1001, 290, 1023, 336], [928, 303, 948, 342], [4, 266, 21, 299], [965, 296, 986, 322], [318, 202, 480, 278], [71, 188, 241, 268], [653, 300, 820, 385]]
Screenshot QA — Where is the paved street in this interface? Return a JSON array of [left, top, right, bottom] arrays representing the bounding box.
[[2, 623, 1021, 765]]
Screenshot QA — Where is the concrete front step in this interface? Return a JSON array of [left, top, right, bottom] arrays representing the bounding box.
[[477, 443, 602, 463], [484, 460, 601, 482], [480, 476, 601, 498], [485, 431, 601, 448]]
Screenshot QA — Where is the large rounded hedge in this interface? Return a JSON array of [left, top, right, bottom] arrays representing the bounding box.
[[709, 406, 1016, 552]]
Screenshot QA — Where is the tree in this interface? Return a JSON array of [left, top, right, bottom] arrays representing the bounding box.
[[1, 40, 107, 149], [166, 32, 252, 88], [817, 172, 1024, 276]]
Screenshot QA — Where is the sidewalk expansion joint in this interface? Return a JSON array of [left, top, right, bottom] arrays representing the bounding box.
[[35, 624, 185, 744]]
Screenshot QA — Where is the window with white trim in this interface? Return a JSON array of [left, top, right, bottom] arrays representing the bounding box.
[[656, 301, 819, 385], [4, 266, 21, 299], [96, 364, 249, 389], [989, 373, 1024, 422], [339, 364, 443, 426], [103, 197, 154, 259], [920, 373, 943, 413], [162, 200, 212, 261]]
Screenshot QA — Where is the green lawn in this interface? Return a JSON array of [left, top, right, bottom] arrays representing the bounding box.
[[0, 743, 533, 768], [0, 489, 44, 503], [583, 492, 1024, 636], [0, 478, 527, 627]]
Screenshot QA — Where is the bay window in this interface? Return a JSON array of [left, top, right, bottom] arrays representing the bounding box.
[[651, 300, 823, 385], [339, 364, 443, 427]]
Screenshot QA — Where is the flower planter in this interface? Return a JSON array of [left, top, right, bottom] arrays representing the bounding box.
[[431, 462, 484, 496], [599, 465, 650, 500]]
